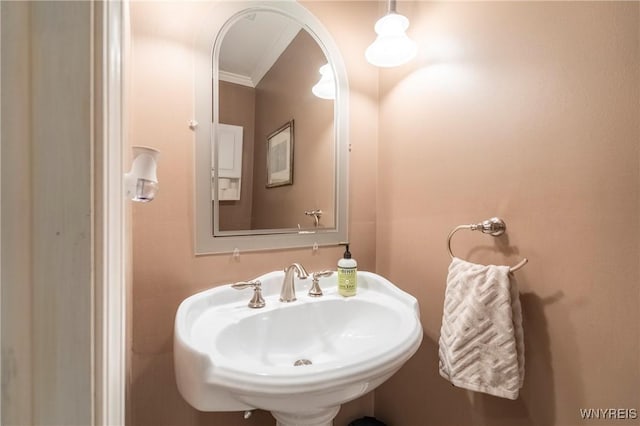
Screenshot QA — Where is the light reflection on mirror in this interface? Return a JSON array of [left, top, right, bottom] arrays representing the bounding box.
[[214, 10, 336, 234]]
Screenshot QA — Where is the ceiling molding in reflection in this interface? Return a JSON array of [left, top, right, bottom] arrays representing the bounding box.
[[219, 71, 255, 88]]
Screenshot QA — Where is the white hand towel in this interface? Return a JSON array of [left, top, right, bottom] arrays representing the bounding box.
[[438, 257, 524, 400]]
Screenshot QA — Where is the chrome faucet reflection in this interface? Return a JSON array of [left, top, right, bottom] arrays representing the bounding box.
[[280, 263, 309, 302]]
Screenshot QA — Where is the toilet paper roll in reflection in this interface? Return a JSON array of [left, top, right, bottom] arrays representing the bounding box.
[[125, 146, 160, 202], [218, 178, 231, 190]]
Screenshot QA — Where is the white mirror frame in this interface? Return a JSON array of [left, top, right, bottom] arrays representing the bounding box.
[[194, 1, 349, 255]]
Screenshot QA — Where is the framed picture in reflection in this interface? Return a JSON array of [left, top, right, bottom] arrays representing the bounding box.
[[266, 120, 294, 188]]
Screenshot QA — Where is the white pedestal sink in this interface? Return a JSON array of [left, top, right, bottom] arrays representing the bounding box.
[[174, 271, 423, 426]]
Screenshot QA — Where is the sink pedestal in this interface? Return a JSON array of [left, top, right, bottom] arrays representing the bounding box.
[[272, 406, 340, 426]]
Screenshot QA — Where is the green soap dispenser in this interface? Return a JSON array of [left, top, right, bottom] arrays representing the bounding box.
[[338, 243, 357, 297]]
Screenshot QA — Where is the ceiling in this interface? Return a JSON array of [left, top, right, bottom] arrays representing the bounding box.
[[219, 12, 302, 88]]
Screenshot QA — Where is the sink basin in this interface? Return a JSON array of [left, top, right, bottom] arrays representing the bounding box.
[[174, 270, 423, 426]]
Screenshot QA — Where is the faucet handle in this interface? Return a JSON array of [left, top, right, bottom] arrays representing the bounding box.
[[231, 280, 265, 309], [231, 280, 260, 290], [308, 270, 333, 297]]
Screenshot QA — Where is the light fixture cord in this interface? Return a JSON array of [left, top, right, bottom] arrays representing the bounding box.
[[388, 0, 397, 14]]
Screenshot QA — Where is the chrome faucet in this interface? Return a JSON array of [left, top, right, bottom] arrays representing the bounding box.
[[280, 263, 309, 302]]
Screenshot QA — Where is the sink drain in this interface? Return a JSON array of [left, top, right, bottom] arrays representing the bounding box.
[[293, 359, 312, 366]]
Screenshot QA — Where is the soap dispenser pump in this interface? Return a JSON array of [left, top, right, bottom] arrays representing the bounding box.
[[338, 243, 357, 297]]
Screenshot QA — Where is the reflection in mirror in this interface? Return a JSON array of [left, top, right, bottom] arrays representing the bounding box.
[[194, 1, 348, 254], [216, 11, 335, 233]]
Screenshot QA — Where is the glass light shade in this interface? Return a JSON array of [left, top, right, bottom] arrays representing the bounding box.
[[311, 64, 336, 100], [365, 13, 417, 68], [132, 179, 159, 203]]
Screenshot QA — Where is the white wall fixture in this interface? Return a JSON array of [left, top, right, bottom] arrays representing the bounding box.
[[365, 0, 417, 68], [312, 64, 336, 100], [124, 146, 159, 202]]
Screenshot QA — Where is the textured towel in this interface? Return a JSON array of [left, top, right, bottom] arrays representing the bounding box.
[[439, 257, 524, 400]]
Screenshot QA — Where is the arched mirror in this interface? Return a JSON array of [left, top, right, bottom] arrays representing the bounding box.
[[194, 1, 349, 254]]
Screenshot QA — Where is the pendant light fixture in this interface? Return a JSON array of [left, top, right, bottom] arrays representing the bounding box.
[[312, 63, 336, 100], [365, 0, 417, 68]]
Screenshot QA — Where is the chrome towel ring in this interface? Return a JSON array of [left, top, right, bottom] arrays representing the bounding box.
[[447, 217, 528, 273]]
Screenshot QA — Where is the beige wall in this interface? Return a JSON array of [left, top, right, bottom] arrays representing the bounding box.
[[128, 2, 378, 425], [219, 81, 256, 231], [374, 2, 640, 426], [252, 30, 335, 230]]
